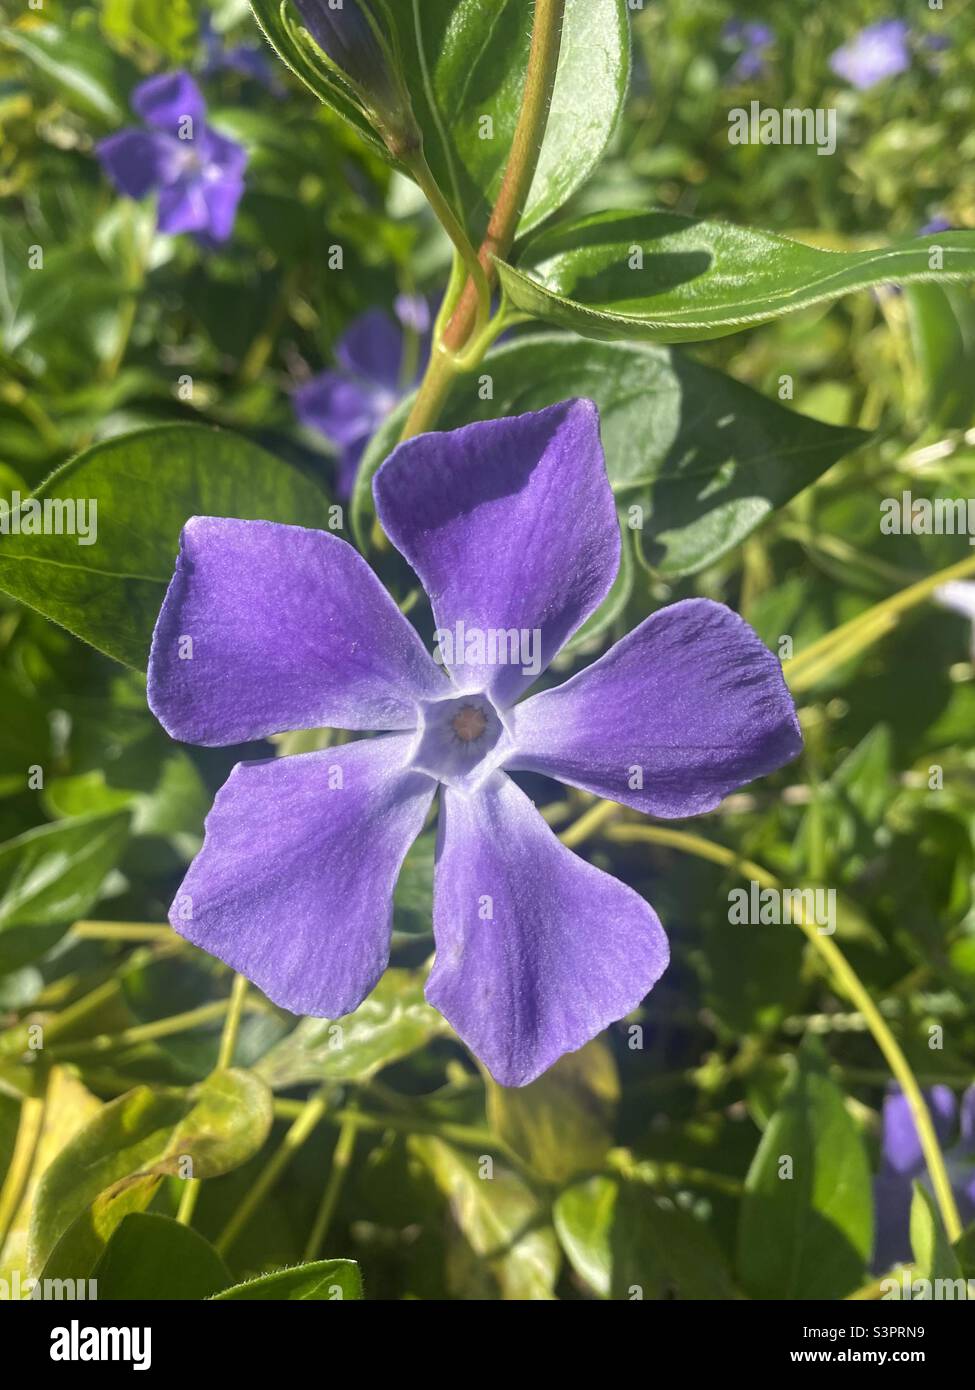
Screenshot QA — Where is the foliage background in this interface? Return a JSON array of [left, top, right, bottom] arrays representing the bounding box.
[[1, 0, 974, 1300]]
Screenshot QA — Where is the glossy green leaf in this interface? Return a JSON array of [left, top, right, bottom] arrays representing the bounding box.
[[737, 1038, 873, 1299], [0, 811, 130, 974], [485, 1039, 618, 1184], [497, 212, 975, 343], [28, 1070, 272, 1275], [910, 1185, 967, 1297], [211, 1258, 363, 1301], [256, 968, 449, 1088], [554, 1175, 739, 1300], [0, 424, 332, 669], [1, 24, 135, 124], [91, 1213, 230, 1300], [353, 334, 865, 577], [251, 0, 629, 237], [409, 1136, 560, 1300]]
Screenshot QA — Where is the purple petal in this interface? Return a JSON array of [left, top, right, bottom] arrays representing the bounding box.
[[132, 70, 206, 136], [199, 126, 249, 180], [829, 20, 911, 90], [872, 1171, 913, 1272], [374, 401, 620, 707], [427, 773, 669, 1086], [157, 179, 210, 236], [960, 1085, 975, 1149], [880, 1085, 957, 1176], [170, 737, 435, 1016], [394, 292, 432, 335], [148, 517, 447, 745], [200, 176, 245, 243], [336, 309, 404, 394], [293, 371, 385, 447], [95, 129, 178, 200], [510, 598, 801, 818]]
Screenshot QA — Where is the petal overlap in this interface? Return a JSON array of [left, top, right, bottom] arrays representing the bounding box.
[[374, 401, 621, 706], [510, 598, 801, 817], [148, 517, 446, 745], [427, 773, 669, 1087], [170, 736, 435, 1017]]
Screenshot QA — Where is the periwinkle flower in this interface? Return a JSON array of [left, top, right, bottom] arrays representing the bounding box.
[[873, 1085, 975, 1271], [147, 401, 802, 1086], [293, 298, 431, 498], [722, 20, 775, 82], [96, 72, 247, 245], [829, 20, 911, 91], [200, 12, 283, 93]]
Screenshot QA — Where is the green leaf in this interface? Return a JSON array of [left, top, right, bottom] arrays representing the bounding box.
[[210, 1259, 363, 1301], [910, 1185, 967, 1297], [737, 1038, 873, 1299], [497, 212, 975, 343], [554, 1175, 739, 1300], [255, 968, 449, 1088], [91, 1213, 230, 1300], [409, 1136, 560, 1300], [0, 812, 130, 974], [353, 334, 865, 577], [0, 424, 332, 669], [252, 0, 629, 237], [1, 24, 135, 124], [485, 1039, 618, 1184], [101, 0, 198, 63], [29, 1070, 273, 1275]]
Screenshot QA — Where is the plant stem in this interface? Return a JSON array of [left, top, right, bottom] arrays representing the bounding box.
[[784, 550, 975, 691], [398, 0, 566, 443], [216, 1087, 330, 1256], [52, 999, 233, 1059], [559, 798, 621, 849], [606, 821, 964, 1244], [217, 974, 249, 1071], [0, 1091, 46, 1263], [303, 1109, 359, 1261], [70, 921, 174, 943], [403, 152, 491, 332]]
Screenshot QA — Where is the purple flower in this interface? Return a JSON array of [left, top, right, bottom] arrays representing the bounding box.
[[96, 72, 247, 245], [147, 402, 802, 1087], [293, 300, 430, 498], [829, 20, 911, 90], [200, 12, 283, 93], [722, 19, 775, 82], [873, 1085, 975, 1271]]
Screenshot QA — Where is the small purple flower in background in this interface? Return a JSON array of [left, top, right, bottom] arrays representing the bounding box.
[[96, 72, 247, 245], [293, 296, 431, 498], [920, 215, 953, 237], [722, 20, 775, 82], [873, 1085, 975, 1271], [829, 20, 911, 91], [199, 12, 283, 93], [147, 401, 802, 1087]]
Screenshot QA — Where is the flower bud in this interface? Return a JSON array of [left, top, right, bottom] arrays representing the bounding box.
[[292, 0, 420, 158]]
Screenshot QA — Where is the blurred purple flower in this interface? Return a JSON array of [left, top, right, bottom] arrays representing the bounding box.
[[147, 402, 802, 1086], [96, 72, 247, 245], [722, 19, 775, 82], [920, 216, 953, 236], [829, 20, 911, 90], [293, 298, 430, 498], [873, 1085, 975, 1271], [200, 12, 284, 93]]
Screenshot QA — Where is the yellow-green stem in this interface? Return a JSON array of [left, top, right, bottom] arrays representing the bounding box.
[[303, 1109, 359, 1261], [605, 821, 964, 1244]]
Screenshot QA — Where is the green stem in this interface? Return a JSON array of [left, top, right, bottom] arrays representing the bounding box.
[[303, 1109, 359, 1261], [70, 921, 174, 943], [52, 999, 232, 1059], [217, 974, 249, 1071], [0, 1090, 46, 1262], [606, 822, 964, 1244], [784, 550, 975, 692], [403, 152, 490, 332], [216, 1087, 330, 1256]]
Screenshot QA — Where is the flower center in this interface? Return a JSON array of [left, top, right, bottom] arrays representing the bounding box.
[[411, 692, 513, 793], [451, 703, 488, 744]]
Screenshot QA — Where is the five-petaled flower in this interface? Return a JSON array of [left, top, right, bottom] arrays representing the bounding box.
[[873, 1085, 975, 1271], [147, 401, 802, 1087], [293, 296, 431, 499], [829, 20, 911, 91], [96, 71, 247, 246]]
